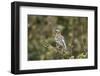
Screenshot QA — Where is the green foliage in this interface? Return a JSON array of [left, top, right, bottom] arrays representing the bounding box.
[[28, 15, 88, 60]]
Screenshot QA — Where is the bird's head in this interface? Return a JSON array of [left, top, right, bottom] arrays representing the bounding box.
[[55, 29, 61, 35]]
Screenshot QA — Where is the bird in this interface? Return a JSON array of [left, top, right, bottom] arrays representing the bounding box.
[[55, 29, 67, 51]]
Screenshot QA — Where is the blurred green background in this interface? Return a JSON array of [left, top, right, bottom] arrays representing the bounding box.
[[28, 15, 88, 60]]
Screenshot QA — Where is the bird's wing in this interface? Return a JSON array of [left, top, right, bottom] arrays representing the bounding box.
[[61, 37, 67, 49]]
